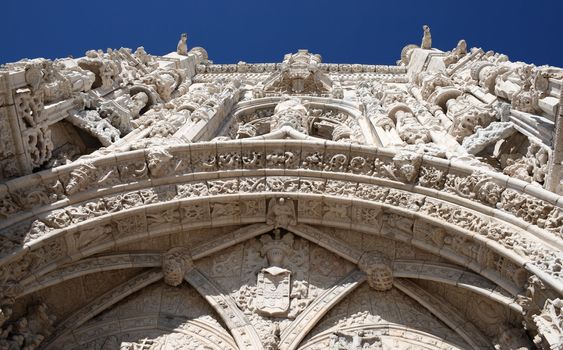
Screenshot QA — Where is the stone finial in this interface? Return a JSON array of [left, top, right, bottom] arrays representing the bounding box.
[[162, 247, 193, 286], [358, 252, 393, 291], [177, 33, 188, 56], [421, 25, 432, 49]]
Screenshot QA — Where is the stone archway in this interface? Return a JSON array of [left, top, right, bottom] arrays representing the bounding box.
[[41, 224, 497, 350]]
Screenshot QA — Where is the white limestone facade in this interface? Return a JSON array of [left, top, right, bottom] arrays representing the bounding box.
[[0, 27, 562, 349]]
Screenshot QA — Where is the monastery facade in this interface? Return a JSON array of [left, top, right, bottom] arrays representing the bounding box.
[[0, 28, 562, 349]]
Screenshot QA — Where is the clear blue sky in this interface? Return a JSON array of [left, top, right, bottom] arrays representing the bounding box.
[[2, 0, 562, 67]]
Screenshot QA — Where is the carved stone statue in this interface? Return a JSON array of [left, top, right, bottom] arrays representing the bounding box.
[[266, 198, 297, 228], [177, 33, 188, 55], [263, 323, 281, 350], [270, 96, 309, 134], [444, 39, 467, 66], [395, 110, 431, 144], [421, 25, 432, 49]]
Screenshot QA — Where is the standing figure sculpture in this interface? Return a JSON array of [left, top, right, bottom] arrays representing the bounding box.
[[177, 33, 188, 56], [421, 25, 432, 49]]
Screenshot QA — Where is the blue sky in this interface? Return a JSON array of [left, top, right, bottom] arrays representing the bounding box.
[[2, 0, 562, 67]]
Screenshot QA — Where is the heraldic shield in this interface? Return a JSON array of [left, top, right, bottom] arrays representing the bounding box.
[[255, 265, 291, 316]]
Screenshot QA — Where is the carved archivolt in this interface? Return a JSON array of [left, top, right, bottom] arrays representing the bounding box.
[[1, 140, 560, 288]]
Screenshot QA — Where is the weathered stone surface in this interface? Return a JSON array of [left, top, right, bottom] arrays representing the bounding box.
[[0, 28, 562, 349]]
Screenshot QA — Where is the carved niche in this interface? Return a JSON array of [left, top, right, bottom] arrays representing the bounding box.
[[225, 99, 365, 143]]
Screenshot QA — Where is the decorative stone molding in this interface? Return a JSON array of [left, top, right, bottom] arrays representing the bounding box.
[[2, 140, 560, 238], [0, 167, 561, 301]]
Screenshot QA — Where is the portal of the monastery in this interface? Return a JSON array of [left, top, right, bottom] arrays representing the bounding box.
[[0, 27, 562, 349]]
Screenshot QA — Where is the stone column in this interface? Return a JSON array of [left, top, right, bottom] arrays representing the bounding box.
[[545, 89, 563, 194]]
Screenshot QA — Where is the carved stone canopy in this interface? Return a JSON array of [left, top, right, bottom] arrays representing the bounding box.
[[263, 50, 333, 94]]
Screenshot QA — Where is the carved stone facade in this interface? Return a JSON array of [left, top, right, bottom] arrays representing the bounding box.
[[0, 28, 562, 349]]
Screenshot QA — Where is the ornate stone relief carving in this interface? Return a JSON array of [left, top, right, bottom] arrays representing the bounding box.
[[446, 94, 496, 142], [266, 198, 297, 229], [162, 247, 193, 287], [255, 230, 294, 316], [328, 331, 383, 350], [263, 50, 331, 95], [533, 298, 563, 349], [2, 31, 563, 350], [0, 303, 55, 350], [358, 252, 393, 292]]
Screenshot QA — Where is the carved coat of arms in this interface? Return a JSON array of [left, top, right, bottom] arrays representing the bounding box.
[[255, 230, 294, 316], [256, 266, 291, 316]]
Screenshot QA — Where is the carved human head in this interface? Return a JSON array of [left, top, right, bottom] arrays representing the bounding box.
[[162, 247, 192, 286]]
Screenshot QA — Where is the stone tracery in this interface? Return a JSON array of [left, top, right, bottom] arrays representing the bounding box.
[[0, 29, 562, 349]]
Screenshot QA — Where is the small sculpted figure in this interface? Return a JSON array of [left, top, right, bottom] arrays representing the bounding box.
[[177, 33, 188, 55], [421, 25, 432, 49]]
